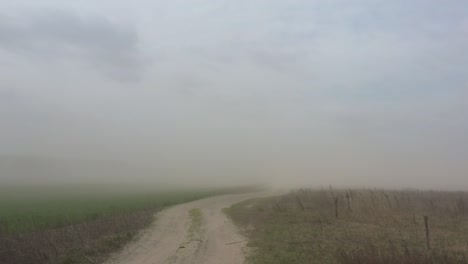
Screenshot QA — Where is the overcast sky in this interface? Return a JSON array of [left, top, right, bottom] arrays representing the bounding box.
[[1, 0, 467, 188]]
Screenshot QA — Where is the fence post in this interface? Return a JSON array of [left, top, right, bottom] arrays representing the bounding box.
[[424, 216, 430, 250], [295, 196, 304, 211], [346, 192, 352, 212], [330, 185, 338, 218], [274, 201, 282, 211], [383, 192, 391, 209]]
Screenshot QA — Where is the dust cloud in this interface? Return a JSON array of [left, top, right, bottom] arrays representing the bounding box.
[[1, 1, 467, 190]]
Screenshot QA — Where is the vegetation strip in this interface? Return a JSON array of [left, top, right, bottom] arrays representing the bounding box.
[[167, 208, 204, 264], [226, 189, 468, 264], [188, 208, 203, 240]]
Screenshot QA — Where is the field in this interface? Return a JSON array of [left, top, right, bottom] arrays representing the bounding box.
[[227, 188, 468, 264], [0, 184, 248, 264], [0, 184, 228, 234]]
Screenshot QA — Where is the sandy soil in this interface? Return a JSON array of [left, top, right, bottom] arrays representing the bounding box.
[[106, 193, 259, 264]]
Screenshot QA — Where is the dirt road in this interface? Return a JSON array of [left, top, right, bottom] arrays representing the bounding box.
[[106, 193, 258, 264]]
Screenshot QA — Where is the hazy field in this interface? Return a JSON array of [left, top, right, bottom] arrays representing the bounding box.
[[227, 188, 468, 264], [0, 184, 228, 234], [0, 184, 247, 264]]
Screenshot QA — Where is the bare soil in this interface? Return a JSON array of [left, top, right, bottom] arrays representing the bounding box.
[[106, 193, 260, 264]]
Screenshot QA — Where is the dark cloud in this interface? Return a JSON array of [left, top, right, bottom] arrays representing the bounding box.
[[0, 10, 144, 81]]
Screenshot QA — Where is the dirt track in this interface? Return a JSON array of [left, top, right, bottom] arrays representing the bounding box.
[[106, 193, 258, 264]]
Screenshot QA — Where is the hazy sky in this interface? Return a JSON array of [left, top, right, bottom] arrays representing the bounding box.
[[1, 0, 467, 188]]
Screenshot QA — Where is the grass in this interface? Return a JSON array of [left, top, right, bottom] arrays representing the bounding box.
[[0, 184, 224, 235], [0, 184, 255, 264], [58, 231, 135, 264], [226, 189, 468, 264], [188, 208, 203, 240], [166, 208, 205, 264]]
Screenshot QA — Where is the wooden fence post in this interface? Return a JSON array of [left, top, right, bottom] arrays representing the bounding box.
[[295, 196, 305, 211], [424, 216, 430, 250], [330, 185, 338, 218], [383, 192, 392, 209], [346, 192, 352, 212]]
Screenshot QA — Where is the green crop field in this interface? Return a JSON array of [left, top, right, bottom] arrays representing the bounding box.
[[0, 184, 223, 235], [0, 185, 221, 235], [0, 184, 254, 264]]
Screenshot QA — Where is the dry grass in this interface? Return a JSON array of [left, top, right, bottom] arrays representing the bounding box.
[[227, 188, 468, 264], [0, 207, 160, 264]]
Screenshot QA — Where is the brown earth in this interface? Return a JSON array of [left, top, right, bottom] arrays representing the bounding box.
[[106, 193, 261, 264]]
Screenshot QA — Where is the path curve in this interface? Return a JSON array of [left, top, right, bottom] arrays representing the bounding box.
[[106, 193, 259, 264]]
